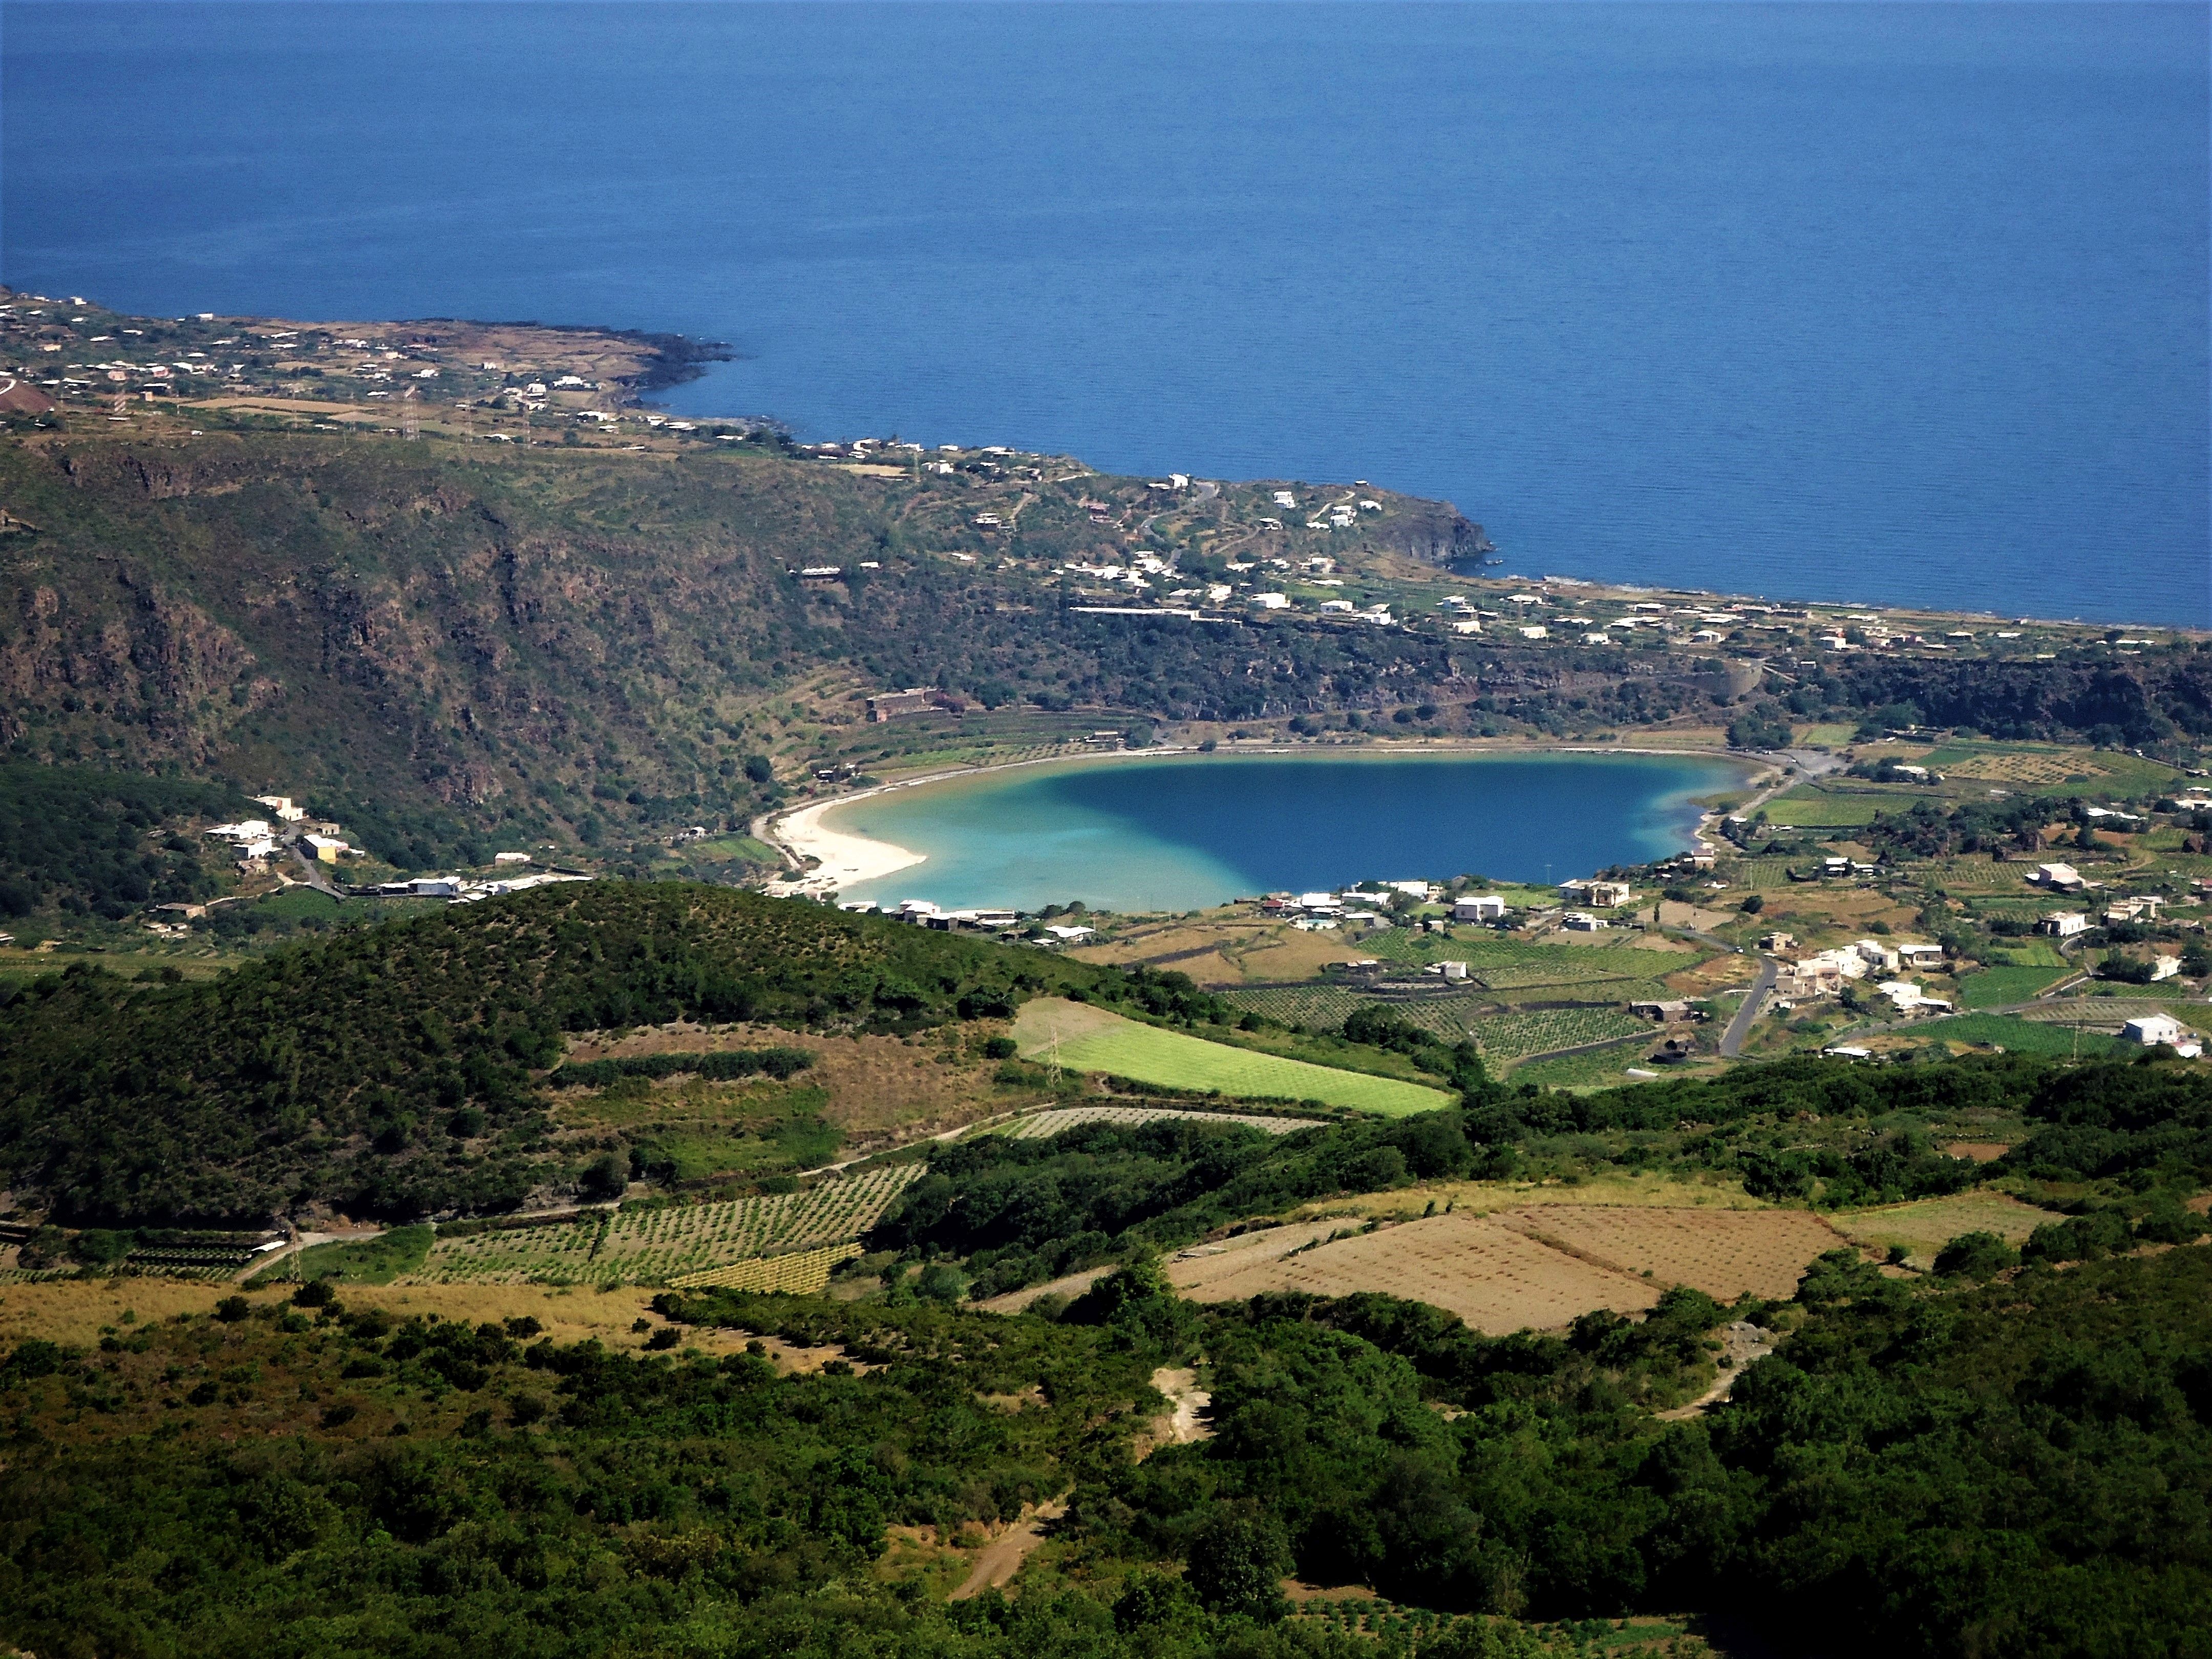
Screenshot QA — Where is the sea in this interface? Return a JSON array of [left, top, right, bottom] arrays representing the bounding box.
[[4, 2, 2205, 625], [830, 750, 1744, 911]]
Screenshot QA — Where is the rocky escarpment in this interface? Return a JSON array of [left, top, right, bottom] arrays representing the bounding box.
[[1370, 497, 1495, 565]]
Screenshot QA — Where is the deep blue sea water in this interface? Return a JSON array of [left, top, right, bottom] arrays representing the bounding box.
[[4, 3, 2205, 623], [832, 751, 1740, 911]]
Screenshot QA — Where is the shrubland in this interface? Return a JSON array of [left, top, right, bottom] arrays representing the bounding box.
[[5, 1231, 2207, 1656]]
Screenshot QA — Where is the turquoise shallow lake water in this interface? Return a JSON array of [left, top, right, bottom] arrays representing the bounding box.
[[833, 752, 1744, 913]]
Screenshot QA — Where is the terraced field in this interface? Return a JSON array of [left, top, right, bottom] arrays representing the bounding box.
[[1506, 1044, 1667, 1091], [1222, 985, 1372, 1030], [410, 1166, 923, 1286], [1011, 999, 1451, 1117]]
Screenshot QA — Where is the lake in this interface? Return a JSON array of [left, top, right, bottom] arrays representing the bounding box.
[[822, 750, 1747, 912], [5, 3, 2203, 624]]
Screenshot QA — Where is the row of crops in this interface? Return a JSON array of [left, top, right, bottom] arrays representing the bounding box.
[[1463, 1007, 1650, 1064], [1006, 1104, 1318, 1140], [668, 1242, 863, 1295], [1225, 984, 1666, 1048], [410, 1164, 925, 1286]]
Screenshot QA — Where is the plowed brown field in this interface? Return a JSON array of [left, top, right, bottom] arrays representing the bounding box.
[[1497, 1206, 1845, 1301], [1166, 1205, 1849, 1334], [1175, 1213, 1663, 1332]]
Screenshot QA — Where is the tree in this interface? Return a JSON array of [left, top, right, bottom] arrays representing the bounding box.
[[1932, 1230, 2016, 1280], [1185, 1511, 1290, 1621], [579, 1153, 627, 1201], [742, 755, 774, 784]]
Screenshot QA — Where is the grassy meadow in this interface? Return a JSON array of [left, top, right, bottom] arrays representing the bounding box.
[[1012, 999, 1452, 1116]]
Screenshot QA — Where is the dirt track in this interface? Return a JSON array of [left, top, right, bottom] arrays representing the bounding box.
[[949, 1498, 1068, 1600]]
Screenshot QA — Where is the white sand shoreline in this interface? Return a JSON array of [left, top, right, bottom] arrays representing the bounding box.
[[768, 795, 927, 892], [759, 740, 1777, 900]]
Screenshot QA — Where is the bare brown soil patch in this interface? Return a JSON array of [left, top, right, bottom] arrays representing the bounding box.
[[1943, 1142, 2012, 1163], [1664, 953, 1760, 994], [975, 1267, 1114, 1314], [0, 1278, 751, 1356], [1164, 1204, 1843, 1333]]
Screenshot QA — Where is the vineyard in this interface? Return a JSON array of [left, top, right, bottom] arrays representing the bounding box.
[[1507, 1044, 1664, 1092], [1006, 1104, 1322, 1140], [1920, 1013, 2122, 1058], [1463, 1007, 1648, 1064], [1223, 985, 1370, 1030], [409, 1165, 923, 1286], [668, 1242, 863, 1294]]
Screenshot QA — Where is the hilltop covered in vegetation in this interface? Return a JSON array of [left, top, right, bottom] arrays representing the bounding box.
[[0, 883, 1142, 1225]]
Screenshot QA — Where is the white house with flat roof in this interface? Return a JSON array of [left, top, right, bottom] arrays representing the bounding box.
[[2122, 1012, 2187, 1047]]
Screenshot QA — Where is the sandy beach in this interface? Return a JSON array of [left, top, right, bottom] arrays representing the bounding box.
[[772, 795, 925, 891]]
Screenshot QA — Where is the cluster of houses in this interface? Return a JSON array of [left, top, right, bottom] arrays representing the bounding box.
[[1773, 936, 1953, 1015], [1259, 883, 1438, 932], [204, 796, 357, 868], [359, 869, 591, 905], [834, 897, 1095, 944]]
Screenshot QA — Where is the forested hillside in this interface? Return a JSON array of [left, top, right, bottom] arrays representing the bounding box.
[[0, 883, 1130, 1224], [0, 761, 257, 918]]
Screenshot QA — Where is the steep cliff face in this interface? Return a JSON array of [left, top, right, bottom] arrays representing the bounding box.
[[2, 434, 834, 853], [1369, 498, 1495, 565]]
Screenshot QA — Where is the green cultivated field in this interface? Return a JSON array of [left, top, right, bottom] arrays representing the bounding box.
[[1958, 966, 2072, 1008], [1927, 1013, 2122, 1057], [408, 1168, 924, 1286], [1469, 1006, 1649, 1064], [1020, 1004, 1450, 1116], [1763, 791, 1891, 827], [1508, 1044, 1667, 1091]]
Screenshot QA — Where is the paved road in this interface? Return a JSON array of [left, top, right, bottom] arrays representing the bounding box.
[[1720, 954, 1778, 1057], [287, 841, 344, 897]]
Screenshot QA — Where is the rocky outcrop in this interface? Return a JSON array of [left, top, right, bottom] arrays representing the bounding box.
[[1369, 498, 1495, 566]]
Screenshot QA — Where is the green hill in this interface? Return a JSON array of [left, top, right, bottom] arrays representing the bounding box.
[[0, 883, 1123, 1226]]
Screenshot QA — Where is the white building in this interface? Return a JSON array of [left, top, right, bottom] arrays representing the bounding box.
[[1560, 911, 1608, 932], [2039, 911, 2090, 938], [1856, 940, 1901, 973], [2034, 862, 2087, 892], [1453, 894, 1506, 922], [2122, 1012, 2186, 1047], [1423, 960, 1471, 981]]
